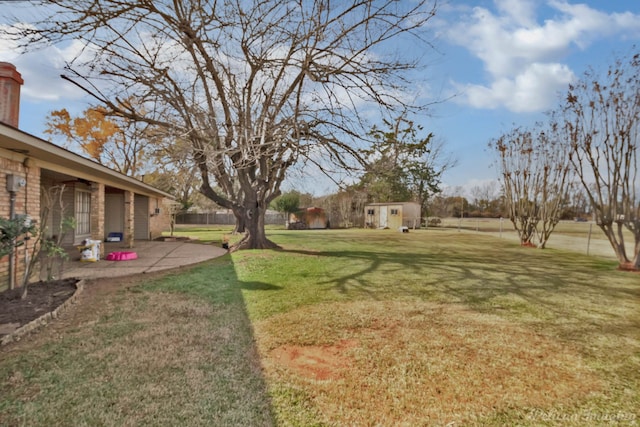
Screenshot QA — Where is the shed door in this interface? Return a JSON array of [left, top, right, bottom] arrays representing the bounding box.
[[134, 195, 149, 240], [379, 206, 388, 228], [388, 205, 402, 229]]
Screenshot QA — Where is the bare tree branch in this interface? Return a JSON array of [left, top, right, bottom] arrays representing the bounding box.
[[561, 50, 640, 268], [490, 122, 574, 248], [5, 0, 439, 249]]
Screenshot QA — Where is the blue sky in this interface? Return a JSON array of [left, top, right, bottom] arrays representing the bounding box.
[[425, 0, 640, 194], [1, 0, 640, 197]]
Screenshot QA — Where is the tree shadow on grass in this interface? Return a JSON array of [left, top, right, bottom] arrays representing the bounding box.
[[279, 233, 640, 359], [241, 281, 283, 291], [0, 255, 278, 427], [143, 255, 279, 426]]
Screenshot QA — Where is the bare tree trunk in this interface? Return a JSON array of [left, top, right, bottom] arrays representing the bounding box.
[[632, 238, 640, 269], [232, 207, 246, 234], [597, 222, 630, 265], [233, 203, 279, 251]]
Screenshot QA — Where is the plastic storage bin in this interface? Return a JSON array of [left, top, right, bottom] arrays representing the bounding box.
[[79, 239, 101, 262]]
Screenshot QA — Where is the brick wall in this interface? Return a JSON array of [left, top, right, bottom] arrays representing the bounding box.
[[149, 197, 171, 239], [0, 155, 41, 291], [90, 182, 105, 257]]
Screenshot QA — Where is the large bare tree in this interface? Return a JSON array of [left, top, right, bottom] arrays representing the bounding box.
[[6, 0, 438, 249], [561, 51, 640, 269], [490, 123, 573, 248]]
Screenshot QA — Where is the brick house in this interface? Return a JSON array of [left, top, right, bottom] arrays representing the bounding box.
[[0, 63, 173, 290]]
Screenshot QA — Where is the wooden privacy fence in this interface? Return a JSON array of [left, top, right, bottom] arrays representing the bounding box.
[[176, 211, 285, 226]]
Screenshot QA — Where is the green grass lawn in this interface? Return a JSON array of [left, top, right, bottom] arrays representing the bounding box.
[[1, 228, 638, 426]]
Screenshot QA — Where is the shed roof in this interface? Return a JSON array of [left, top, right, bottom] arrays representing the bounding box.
[[364, 202, 420, 207]]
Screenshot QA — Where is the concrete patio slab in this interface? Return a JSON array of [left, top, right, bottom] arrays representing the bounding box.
[[61, 240, 228, 280]]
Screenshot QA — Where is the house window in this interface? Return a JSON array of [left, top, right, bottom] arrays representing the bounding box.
[[75, 190, 91, 236], [390, 209, 399, 215], [367, 209, 375, 215]]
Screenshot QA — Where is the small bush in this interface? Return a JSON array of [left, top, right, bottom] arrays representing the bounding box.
[[426, 217, 442, 227]]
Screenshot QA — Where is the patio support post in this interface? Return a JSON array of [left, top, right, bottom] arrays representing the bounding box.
[[124, 191, 135, 248], [90, 182, 104, 249]]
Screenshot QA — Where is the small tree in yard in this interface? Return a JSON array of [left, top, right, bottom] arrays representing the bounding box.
[[561, 50, 640, 269], [166, 202, 184, 238], [1, 186, 74, 298], [271, 191, 301, 227], [358, 115, 454, 213], [37, 218, 76, 283], [25, 185, 76, 287], [490, 123, 573, 248], [1, 216, 35, 295], [45, 105, 155, 177]]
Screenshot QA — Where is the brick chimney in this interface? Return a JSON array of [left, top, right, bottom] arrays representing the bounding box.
[[0, 62, 24, 128]]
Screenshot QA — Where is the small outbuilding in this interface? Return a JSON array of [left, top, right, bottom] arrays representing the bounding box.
[[288, 207, 329, 229], [364, 202, 421, 230]]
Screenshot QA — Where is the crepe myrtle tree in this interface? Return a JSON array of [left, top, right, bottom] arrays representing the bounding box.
[[561, 50, 640, 269], [7, 0, 438, 249], [490, 122, 574, 248]]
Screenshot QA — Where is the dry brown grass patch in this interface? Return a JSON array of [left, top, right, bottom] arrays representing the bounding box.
[[256, 301, 604, 426], [90, 293, 218, 372], [270, 339, 358, 381]]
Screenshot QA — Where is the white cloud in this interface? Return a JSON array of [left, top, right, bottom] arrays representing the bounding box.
[[0, 24, 28, 61], [456, 62, 574, 113], [446, 0, 640, 112], [0, 24, 89, 102], [495, 0, 536, 27], [17, 48, 88, 102]]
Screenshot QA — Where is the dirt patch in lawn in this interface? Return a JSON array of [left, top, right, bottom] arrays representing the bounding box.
[[257, 301, 604, 426], [270, 339, 358, 381]]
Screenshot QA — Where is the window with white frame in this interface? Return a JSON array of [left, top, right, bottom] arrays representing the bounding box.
[[75, 190, 91, 235], [390, 208, 399, 215]]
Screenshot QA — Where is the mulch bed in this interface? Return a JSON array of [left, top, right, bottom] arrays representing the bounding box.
[[0, 279, 79, 338]]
